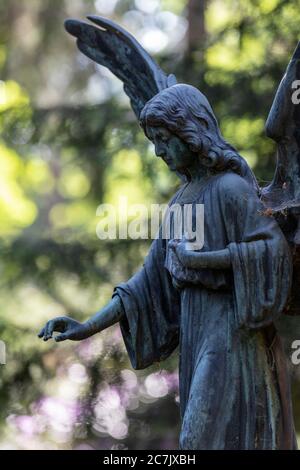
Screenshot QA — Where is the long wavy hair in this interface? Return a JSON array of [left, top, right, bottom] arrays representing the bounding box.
[[140, 84, 259, 192]]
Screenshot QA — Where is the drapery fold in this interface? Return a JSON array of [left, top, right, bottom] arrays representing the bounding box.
[[112, 171, 296, 449], [228, 240, 292, 329], [113, 236, 180, 370]]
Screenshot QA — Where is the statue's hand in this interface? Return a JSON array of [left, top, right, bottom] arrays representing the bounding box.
[[174, 240, 209, 268], [168, 240, 231, 269], [38, 316, 90, 342]]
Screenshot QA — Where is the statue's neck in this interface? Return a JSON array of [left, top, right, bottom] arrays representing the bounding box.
[[182, 162, 211, 182]]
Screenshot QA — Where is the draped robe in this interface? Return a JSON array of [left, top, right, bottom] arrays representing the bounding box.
[[113, 171, 296, 449]]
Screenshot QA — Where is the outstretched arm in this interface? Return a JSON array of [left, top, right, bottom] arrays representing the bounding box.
[[38, 295, 124, 342]]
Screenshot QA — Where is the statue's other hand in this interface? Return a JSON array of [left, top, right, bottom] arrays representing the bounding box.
[[169, 240, 204, 266], [168, 239, 193, 267], [169, 239, 231, 270], [38, 316, 90, 342]]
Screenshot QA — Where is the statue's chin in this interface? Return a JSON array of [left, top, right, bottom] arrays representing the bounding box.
[[166, 162, 180, 172]]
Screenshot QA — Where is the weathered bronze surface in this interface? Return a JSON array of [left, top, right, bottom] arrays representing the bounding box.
[[38, 16, 300, 449]]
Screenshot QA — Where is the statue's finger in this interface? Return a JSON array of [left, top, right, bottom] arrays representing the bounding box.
[[168, 240, 179, 249], [44, 320, 55, 340], [55, 332, 69, 342], [176, 242, 186, 254], [38, 327, 46, 338]]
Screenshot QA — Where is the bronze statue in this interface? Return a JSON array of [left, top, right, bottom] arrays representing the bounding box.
[[38, 16, 300, 449]]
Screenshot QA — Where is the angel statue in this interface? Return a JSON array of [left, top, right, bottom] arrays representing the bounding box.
[[38, 15, 300, 450]]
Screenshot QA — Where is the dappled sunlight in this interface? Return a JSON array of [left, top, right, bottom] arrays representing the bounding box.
[[24, 159, 55, 195], [0, 80, 29, 112], [0, 144, 37, 233], [0, 0, 300, 451], [206, 32, 266, 72], [221, 117, 264, 168], [104, 149, 153, 215]]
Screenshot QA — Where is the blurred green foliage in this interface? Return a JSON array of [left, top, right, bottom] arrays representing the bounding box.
[[0, 0, 300, 450]]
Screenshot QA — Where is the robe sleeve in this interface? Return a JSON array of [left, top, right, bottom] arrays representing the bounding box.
[[218, 172, 293, 329], [112, 236, 180, 369]]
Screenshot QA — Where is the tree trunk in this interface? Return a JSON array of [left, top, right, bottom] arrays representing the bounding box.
[[181, 0, 207, 86], [187, 0, 206, 56]]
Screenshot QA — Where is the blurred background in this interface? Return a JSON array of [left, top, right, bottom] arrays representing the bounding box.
[[1, 0, 300, 450]]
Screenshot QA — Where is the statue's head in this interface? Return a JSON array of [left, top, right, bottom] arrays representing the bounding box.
[[140, 84, 257, 188]]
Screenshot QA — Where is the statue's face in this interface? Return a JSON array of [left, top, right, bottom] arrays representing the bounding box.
[[147, 126, 196, 172]]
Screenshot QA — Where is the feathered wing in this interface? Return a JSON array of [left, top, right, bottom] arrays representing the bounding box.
[[64, 15, 177, 119], [262, 41, 300, 213], [262, 42, 300, 317]]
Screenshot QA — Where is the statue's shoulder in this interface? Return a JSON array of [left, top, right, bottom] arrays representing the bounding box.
[[216, 171, 253, 196]]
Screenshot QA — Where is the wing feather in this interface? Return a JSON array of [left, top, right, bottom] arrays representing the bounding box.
[[64, 16, 177, 118], [262, 42, 300, 317], [262, 42, 300, 211]]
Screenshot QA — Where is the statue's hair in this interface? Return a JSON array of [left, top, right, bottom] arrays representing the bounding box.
[[140, 84, 259, 192]]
